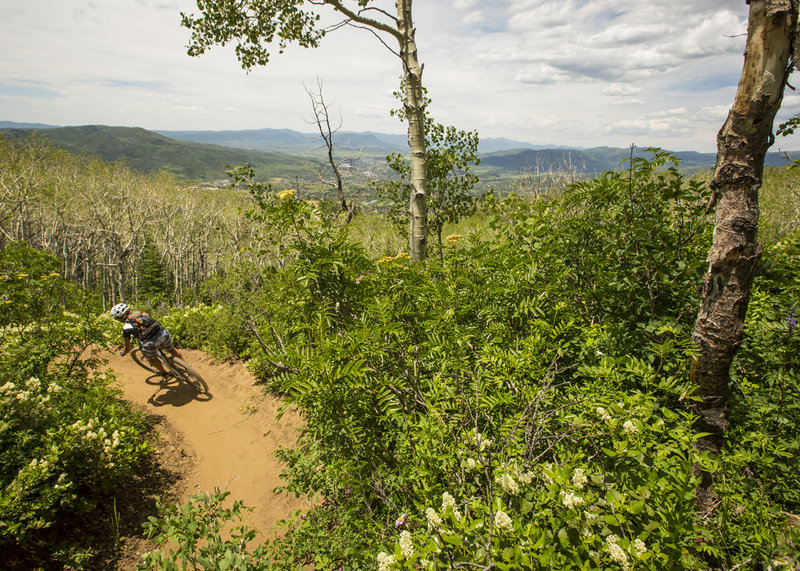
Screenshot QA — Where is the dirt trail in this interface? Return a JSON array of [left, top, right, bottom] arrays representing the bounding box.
[[102, 348, 306, 537]]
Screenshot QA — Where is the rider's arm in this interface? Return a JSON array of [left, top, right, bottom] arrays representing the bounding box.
[[120, 324, 134, 356]]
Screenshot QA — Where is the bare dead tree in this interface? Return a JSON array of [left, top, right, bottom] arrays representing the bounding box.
[[305, 78, 359, 226]]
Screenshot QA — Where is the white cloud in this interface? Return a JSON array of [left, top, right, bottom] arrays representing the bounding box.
[[515, 65, 570, 85], [698, 105, 731, 120], [653, 107, 688, 117], [171, 105, 204, 112], [603, 85, 642, 96], [461, 10, 484, 25]]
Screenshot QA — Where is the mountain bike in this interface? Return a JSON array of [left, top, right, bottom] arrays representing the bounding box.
[[130, 347, 209, 394]]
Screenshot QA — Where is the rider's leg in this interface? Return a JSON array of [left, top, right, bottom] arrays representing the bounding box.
[[141, 338, 169, 375], [147, 356, 169, 374]]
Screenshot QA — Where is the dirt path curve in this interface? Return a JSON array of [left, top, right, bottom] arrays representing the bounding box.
[[102, 348, 306, 536]]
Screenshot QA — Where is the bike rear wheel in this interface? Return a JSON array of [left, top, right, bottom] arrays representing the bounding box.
[[166, 357, 209, 394]]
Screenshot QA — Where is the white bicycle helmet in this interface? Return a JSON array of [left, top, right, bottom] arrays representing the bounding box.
[[110, 303, 130, 320]]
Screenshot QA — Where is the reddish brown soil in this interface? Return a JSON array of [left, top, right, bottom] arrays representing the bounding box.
[[100, 349, 306, 569]]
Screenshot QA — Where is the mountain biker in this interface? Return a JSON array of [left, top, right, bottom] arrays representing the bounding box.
[[110, 303, 183, 376]]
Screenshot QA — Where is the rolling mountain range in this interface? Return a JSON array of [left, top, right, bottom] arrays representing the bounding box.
[[1, 121, 796, 183]]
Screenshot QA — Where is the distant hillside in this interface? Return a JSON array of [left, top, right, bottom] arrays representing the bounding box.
[[156, 127, 405, 154], [0, 120, 59, 130], [1, 125, 322, 181], [155, 127, 554, 155], [479, 146, 794, 174], [5, 121, 798, 183]]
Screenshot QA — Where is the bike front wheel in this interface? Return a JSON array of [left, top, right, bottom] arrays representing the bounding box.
[[167, 357, 209, 394], [130, 348, 160, 374]]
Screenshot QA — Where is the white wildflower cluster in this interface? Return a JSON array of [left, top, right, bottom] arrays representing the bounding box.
[[494, 509, 513, 532], [495, 471, 521, 495], [560, 490, 585, 510], [425, 507, 443, 530], [464, 457, 481, 472], [6, 455, 57, 496], [622, 420, 638, 435], [603, 535, 648, 568], [596, 406, 613, 423], [441, 492, 462, 520], [541, 463, 555, 486], [571, 468, 588, 490], [517, 469, 535, 485], [399, 530, 414, 559], [425, 492, 462, 532], [377, 551, 395, 571], [606, 535, 629, 569], [633, 538, 647, 557], [1, 377, 64, 411], [69, 418, 123, 468]]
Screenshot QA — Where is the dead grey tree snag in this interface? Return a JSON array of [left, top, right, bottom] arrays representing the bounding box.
[[692, 0, 798, 503]]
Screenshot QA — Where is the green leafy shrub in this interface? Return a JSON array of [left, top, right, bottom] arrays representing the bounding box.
[[135, 152, 797, 570], [0, 243, 151, 563], [139, 489, 268, 571]]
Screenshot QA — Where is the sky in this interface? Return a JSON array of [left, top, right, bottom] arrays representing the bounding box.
[[3, 0, 800, 153]]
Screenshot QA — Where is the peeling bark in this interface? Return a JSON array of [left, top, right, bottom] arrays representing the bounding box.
[[692, 0, 798, 505]]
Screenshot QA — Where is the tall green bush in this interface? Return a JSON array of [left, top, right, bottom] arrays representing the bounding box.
[[0, 243, 150, 566]]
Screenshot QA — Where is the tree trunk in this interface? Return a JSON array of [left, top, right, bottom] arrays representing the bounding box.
[[397, 0, 428, 263], [692, 0, 797, 503]]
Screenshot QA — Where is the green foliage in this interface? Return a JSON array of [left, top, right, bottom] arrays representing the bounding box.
[[717, 230, 800, 564], [139, 490, 268, 570], [251, 151, 794, 570], [487, 148, 712, 356], [136, 150, 800, 570], [0, 243, 150, 563], [181, 0, 324, 71], [375, 84, 480, 260], [136, 241, 174, 304]]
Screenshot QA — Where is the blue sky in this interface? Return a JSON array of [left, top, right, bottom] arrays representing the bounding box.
[[2, 0, 799, 152]]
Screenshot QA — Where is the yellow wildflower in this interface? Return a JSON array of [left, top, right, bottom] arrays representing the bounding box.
[[446, 233, 463, 245], [276, 189, 297, 200]]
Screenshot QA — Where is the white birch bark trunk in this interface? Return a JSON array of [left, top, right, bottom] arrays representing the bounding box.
[[397, 0, 428, 262]]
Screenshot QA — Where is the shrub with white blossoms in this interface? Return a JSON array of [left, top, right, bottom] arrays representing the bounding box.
[[425, 507, 443, 530], [597, 406, 613, 423], [441, 491, 462, 521], [623, 420, 638, 435], [399, 530, 414, 559], [571, 468, 588, 489], [494, 509, 513, 533], [0, 369, 149, 546], [377, 551, 395, 571], [495, 471, 521, 495], [378, 392, 712, 570], [606, 534, 630, 569], [561, 490, 585, 510]]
